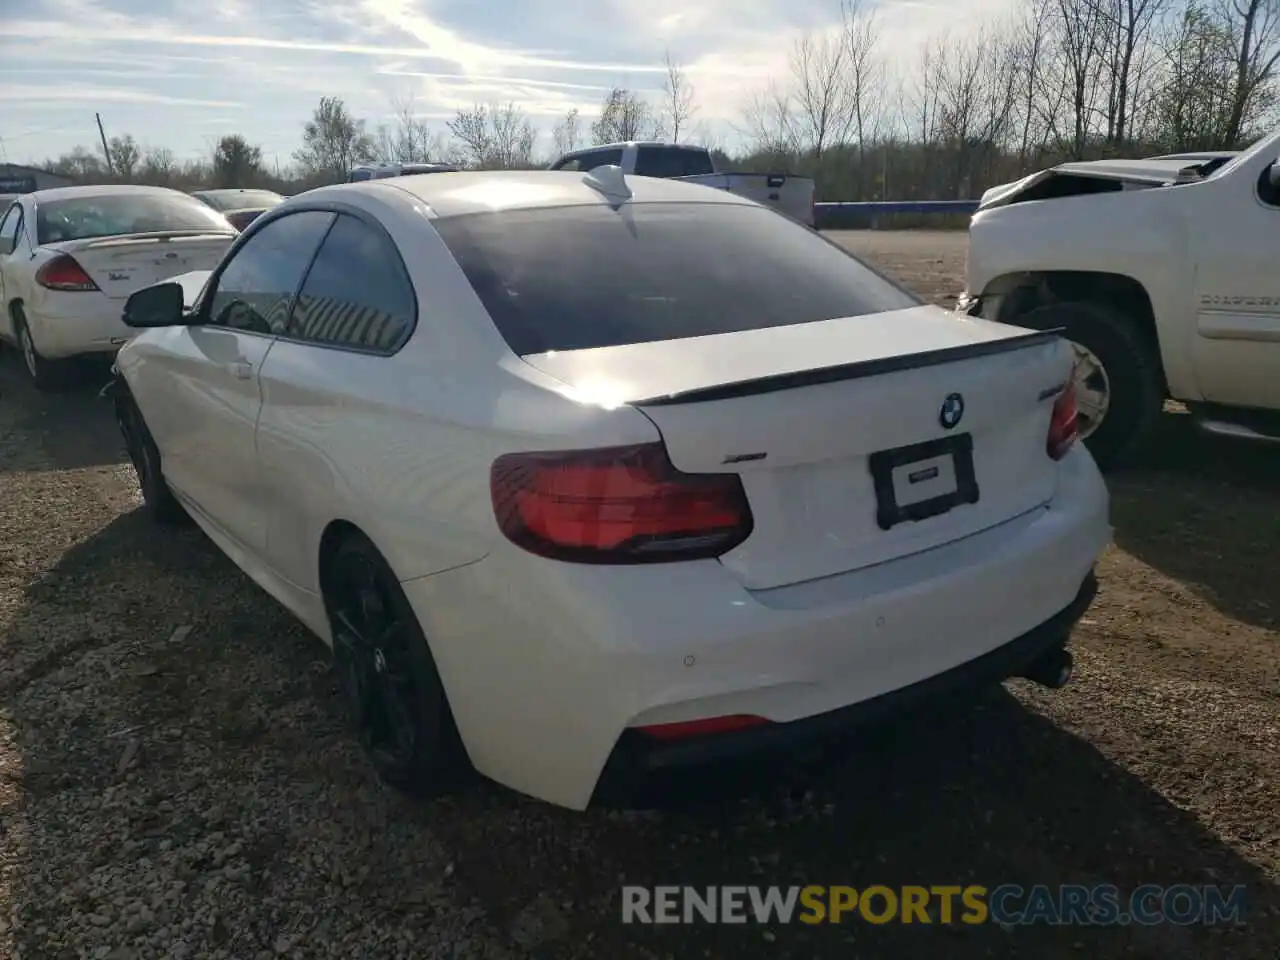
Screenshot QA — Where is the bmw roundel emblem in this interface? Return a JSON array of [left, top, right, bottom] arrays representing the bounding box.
[[939, 393, 965, 429]]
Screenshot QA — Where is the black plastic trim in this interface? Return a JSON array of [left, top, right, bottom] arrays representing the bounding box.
[[592, 571, 1098, 800], [637, 329, 1062, 406]]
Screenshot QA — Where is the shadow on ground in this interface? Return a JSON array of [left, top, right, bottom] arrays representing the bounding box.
[[1109, 409, 1280, 631], [3, 508, 1277, 959], [0, 349, 123, 474]]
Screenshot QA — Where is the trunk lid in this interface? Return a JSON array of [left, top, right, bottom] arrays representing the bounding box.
[[521, 305, 1073, 590], [47, 231, 235, 300]]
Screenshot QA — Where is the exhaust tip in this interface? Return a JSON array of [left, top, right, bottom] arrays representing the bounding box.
[[1020, 649, 1074, 689]]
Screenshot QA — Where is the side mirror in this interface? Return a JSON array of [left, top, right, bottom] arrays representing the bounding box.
[[123, 281, 187, 328]]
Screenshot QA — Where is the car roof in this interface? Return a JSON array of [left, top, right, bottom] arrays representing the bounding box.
[[193, 188, 279, 196], [558, 141, 708, 159], [26, 184, 195, 203], [313, 169, 750, 220]]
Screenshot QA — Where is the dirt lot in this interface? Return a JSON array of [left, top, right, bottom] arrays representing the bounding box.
[[1, 229, 1277, 960]]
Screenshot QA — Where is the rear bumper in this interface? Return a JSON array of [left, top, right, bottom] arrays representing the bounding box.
[[596, 571, 1095, 794], [25, 300, 131, 359], [402, 445, 1110, 811]]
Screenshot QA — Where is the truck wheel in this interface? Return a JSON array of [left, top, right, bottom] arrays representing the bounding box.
[[1011, 300, 1162, 471]]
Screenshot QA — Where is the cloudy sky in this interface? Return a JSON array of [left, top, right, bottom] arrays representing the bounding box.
[[0, 0, 1016, 168]]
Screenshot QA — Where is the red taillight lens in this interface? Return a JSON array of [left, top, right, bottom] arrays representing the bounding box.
[[637, 714, 770, 741], [35, 254, 99, 292], [1047, 388, 1079, 460], [490, 441, 754, 563]]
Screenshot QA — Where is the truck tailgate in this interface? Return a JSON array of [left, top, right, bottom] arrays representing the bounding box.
[[679, 172, 816, 226]]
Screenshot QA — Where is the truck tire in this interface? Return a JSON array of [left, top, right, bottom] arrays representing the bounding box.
[[1010, 300, 1162, 472]]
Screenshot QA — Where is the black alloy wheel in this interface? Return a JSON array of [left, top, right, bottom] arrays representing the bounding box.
[[325, 535, 467, 795]]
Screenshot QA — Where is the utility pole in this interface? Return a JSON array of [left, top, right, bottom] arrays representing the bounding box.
[[96, 113, 114, 177]]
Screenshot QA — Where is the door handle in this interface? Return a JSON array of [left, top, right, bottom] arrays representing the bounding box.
[[228, 361, 253, 380]]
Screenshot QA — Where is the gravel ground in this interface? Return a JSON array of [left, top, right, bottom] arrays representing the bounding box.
[[1, 229, 1277, 959]]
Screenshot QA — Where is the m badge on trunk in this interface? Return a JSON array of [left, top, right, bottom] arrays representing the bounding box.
[[939, 393, 965, 430]]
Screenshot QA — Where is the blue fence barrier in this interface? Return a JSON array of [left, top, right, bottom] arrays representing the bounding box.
[[814, 199, 980, 230]]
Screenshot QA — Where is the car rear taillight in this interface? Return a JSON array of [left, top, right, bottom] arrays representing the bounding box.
[[35, 254, 99, 292], [1047, 388, 1079, 460], [490, 441, 754, 563]]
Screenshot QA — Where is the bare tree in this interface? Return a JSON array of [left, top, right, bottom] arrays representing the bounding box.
[[788, 31, 856, 156], [294, 96, 376, 180], [377, 93, 449, 163], [1222, 0, 1280, 143], [107, 134, 140, 182], [551, 108, 582, 156], [447, 102, 537, 169], [139, 146, 176, 186], [591, 88, 663, 143], [661, 49, 698, 142], [841, 0, 884, 193], [737, 82, 799, 155]]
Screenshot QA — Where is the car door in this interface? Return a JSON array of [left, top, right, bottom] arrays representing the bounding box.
[[140, 209, 335, 554], [1189, 158, 1280, 410], [254, 210, 418, 595], [0, 203, 23, 342]]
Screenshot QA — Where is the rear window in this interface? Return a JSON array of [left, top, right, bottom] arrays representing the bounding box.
[[198, 190, 283, 211], [37, 193, 231, 244], [432, 202, 921, 356], [633, 148, 715, 178]]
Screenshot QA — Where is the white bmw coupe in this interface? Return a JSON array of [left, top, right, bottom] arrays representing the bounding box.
[[111, 167, 1111, 811]]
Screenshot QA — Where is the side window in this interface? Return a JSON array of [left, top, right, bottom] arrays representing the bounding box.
[[287, 213, 416, 352], [0, 205, 21, 255], [207, 211, 335, 335], [578, 149, 623, 172]]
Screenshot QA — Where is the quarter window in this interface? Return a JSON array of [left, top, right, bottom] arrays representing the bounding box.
[[0, 205, 22, 254], [207, 211, 334, 335], [286, 213, 416, 352]]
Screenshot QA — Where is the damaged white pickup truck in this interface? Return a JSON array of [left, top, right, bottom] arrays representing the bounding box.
[[959, 137, 1279, 469]]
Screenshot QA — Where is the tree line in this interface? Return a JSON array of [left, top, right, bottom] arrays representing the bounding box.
[[27, 0, 1280, 202]]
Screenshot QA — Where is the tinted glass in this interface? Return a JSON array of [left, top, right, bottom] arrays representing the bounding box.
[[36, 192, 232, 243], [633, 147, 715, 178], [287, 214, 415, 352], [433, 203, 921, 355], [208, 211, 335, 335], [557, 149, 623, 172], [197, 190, 284, 212], [0, 205, 20, 246]]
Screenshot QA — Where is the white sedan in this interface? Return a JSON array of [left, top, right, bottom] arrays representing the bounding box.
[[110, 168, 1111, 811], [0, 185, 237, 389]]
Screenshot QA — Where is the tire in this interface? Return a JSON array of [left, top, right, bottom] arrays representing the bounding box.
[[114, 392, 188, 524], [13, 309, 71, 392], [1010, 300, 1163, 471], [323, 533, 470, 797]]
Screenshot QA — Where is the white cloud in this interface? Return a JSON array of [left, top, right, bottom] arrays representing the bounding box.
[[0, 0, 1022, 163], [0, 84, 243, 109]]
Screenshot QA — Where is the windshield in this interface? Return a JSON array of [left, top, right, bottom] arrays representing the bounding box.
[[433, 202, 920, 356], [196, 190, 283, 212], [37, 193, 232, 244]]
